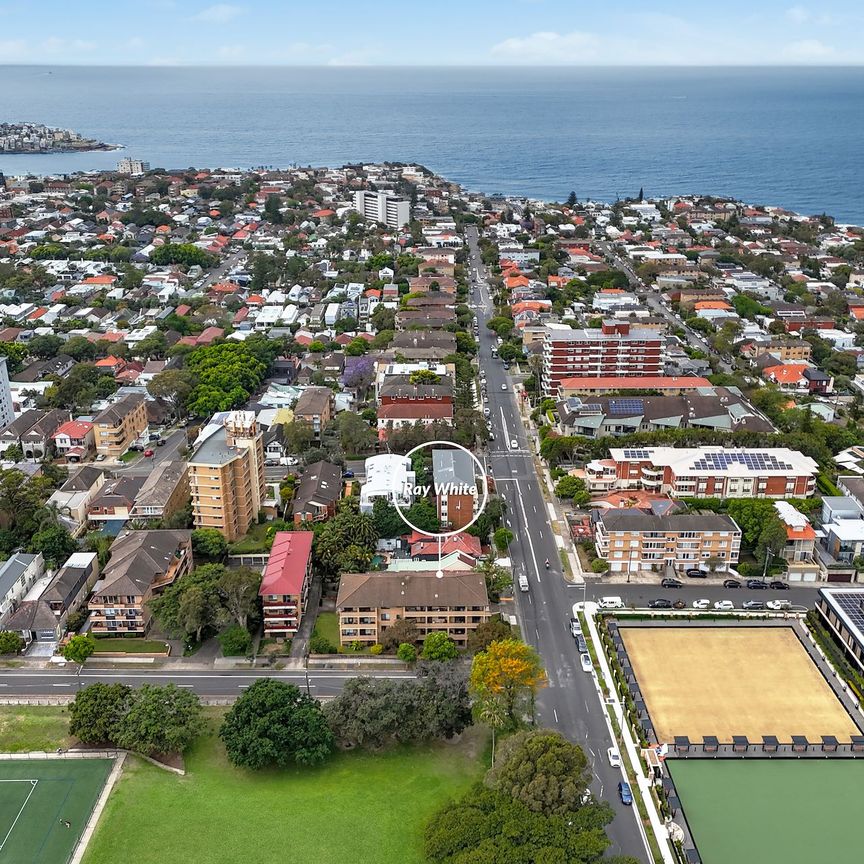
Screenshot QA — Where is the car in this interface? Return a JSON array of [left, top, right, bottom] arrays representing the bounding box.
[[501, 383, 508, 391], [769, 580, 790, 590], [156, 438, 165, 447], [767, 599, 792, 611], [742, 600, 766, 611], [148, 433, 160, 442], [713, 600, 735, 611], [569, 617, 581, 638], [143, 448, 154, 457], [503, 362, 511, 370], [747, 579, 769, 589], [607, 747, 621, 768], [483, 407, 491, 417], [672, 599, 686, 610], [580, 653, 593, 672], [342, 470, 355, 478], [575, 635, 588, 653], [618, 781, 633, 805], [128, 444, 144, 452], [723, 578, 741, 588], [510, 439, 519, 450], [686, 568, 707, 578], [264, 459, 279, 466], [95, 453, 106, 462], [692, 599, 710, 610], [648, 598, 672, 609], [661, 577, 683, 588]]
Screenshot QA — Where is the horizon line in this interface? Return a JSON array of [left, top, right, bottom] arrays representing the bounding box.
[[3, 62, 864, 69]]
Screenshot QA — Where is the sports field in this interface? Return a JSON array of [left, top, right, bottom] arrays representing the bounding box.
[[621, 626, 859, 742], [669, 759, 864, 864], [0, 759, 113, 864]]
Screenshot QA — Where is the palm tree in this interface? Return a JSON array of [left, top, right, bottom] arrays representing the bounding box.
[[477, 696, 507, 767]]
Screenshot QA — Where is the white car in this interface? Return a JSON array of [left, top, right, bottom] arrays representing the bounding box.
[[580, 653, 592, 672], [510, 439, 519, 450], [607, 746, 621, 768], [692, 599, 711, 610], [713, 600, 734, 611], [767, 599, 792, 611], [483, 407, 491, 417], [501, 383, 507, 391]]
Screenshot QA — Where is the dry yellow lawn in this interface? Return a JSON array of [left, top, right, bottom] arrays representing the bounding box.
[[621, 627, 859, 743]]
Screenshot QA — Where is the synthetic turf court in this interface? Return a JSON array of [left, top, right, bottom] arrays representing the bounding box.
[[0, 759, 112, 863], [620, 626, 859, 742]]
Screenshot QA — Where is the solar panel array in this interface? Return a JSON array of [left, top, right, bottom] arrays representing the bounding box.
[[622, 449, 651, 459], [609, 398, 645, 416], [581, 403, 603, 414], [828, 591, 864, 640], [690, 451, 793, 472]]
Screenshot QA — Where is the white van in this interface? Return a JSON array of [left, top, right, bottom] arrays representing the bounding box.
[[598, 596, 624, 609], [518, 573, 529, 593]]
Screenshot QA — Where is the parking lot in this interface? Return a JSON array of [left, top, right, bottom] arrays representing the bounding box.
[[620, 626, 860, 743]]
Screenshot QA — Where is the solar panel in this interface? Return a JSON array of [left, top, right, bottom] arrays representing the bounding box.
[[690, 451, 793, 473], [580, 403, 603, 415], [828, 591, 864, 639], [623, 449, 651, 459], [610, 398, 644, 416]]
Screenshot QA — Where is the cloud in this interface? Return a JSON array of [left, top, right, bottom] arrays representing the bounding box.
[[40, 37, 97, 54], [783, 38, 835, 59], [216, 43, 246, 60], [786, 5, 810, 24], [489, 30, 600, 63], [0, 39, 28, 61], [193, 4, 243, 24]]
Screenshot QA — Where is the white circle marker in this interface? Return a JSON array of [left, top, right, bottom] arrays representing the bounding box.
[[393, 439, 490, 541]]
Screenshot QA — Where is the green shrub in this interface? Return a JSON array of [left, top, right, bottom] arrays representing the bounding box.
[[369, 643, 384, 655], [219, 625, 252, 656], [396, 642, 417, 663], [590, 558, 609, 573], [309, 633, 337, 654]]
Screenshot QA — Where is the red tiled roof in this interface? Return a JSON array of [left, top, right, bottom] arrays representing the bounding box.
[[259, 532, 314, 596], [52, 420, 93, 439]]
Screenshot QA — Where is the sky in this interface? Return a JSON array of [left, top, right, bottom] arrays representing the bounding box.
[[1, 1, 863, 66]]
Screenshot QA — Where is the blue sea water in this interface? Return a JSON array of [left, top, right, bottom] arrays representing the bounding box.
[[1, 65, 863, 222]]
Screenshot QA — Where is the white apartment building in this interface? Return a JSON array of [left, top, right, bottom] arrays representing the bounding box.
[[0, 357, 14, 430], [353, 190, 411, 229], [359, 454, 416, 514], [117, 158, 150, 175]]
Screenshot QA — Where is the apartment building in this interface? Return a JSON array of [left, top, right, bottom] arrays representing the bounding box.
[[93, 394, 148, 458], [586, 446, 818, 498], [432, 448, 479, 530], [353, 190, 411, 229], [88, 530, 192, 635], [593, 509, 741, 574], [293, 387, 333, 442], [0, 357, 13, 430], [541, 322, 665, 396], [117, 157, 150, 175], [336, 571, 490, 648], [129, 460, 190, 523], [188, 411, 265, 542], [259, 531, 313, 640]]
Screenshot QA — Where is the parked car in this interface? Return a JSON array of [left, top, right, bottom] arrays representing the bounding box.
[[95, 453, 106, 462], [264, 459, 279, 466], [723, 578, 741, 588], [648, 598, 672, 609], [713, 600, 735, 611], [342, 470, 355, 478], [598, 596, 624, 609], [483, 407, 491, 417], [769, 580, 790, 590], [607, 746, 621, 768], [747, 579, 769, 589], [742, 600, 766, 611], [672, 599, 686, 610], [156, 438, 165, 447], [686, 568, 707, 578], [143, 448, 154, 457], [580, 653, 593, 672], [128, 444, 144, 452], [767, 599, 792, 611], [575, 635, 588, 653], [692, 598, 711, 610], [618, 781, 633, 806], [569, 618, 581, 638], [661, 577, 683, 588]]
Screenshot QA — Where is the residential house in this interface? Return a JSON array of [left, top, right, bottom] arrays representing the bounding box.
[[0, 408, 69, 460], [359, 454, 415, 513], [88, 530, 192, 635], [0, 552, 45, 620], [51, 419, 95, 461], [47, 465, 107, 535], [293, 387, 333, 442], [336, 571, 491, 648], [87, 476, 145, 524], [292, 460, 342, 524], [129, 460, 190, 523], [259, 531, 313, 640]]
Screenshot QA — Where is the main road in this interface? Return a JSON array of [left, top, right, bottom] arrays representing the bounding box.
[[465, 226, 648, 861]]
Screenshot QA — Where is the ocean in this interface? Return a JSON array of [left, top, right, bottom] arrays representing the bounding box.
[[1, 65, 863, 222]]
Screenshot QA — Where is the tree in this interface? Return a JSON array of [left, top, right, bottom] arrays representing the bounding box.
[[219, 624, 252, 656], [469, 639, 547, 723], [0, 631, 24, 655], [336, 411, 375, 454], [476, 696, 507, 767], [218, 566, 261, 629], [467, 615, 513, 654], [380, 618, 420, 652], [0, 342, 29, 375], [149, 564, 224, 643], [69, 683, 132, 744], [566, 190, 577, 208], [114, 684, 204, 756], [3, 443, 22, 463], [397, 642, 417, 663], [220, 679, 333, 769], [191, 527, 228, 559], [372, 498, 406, 539], [409, 369, 441, 386], [283, 420, 314, 454], [147, 369, 197, 419], [62, 633, 97, 666], [178, 582, 217, 645], [493, 527, 514, 554], [63, 335, 97, 362], [27, 334, 64, 359], [421, 631, 458, 662], [486, 729, 591, 816]]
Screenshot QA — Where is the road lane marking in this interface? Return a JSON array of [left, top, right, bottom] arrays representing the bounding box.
[[553, 708, 559, 723]]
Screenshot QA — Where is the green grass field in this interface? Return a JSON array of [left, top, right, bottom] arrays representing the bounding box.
[[669, 759, 864, 864], [0, 707, 70, 753], [0, 759, 113, 864], [91, 639, 169, 654], [83, 723, 484, 864], [312, 611, 340, 646]]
